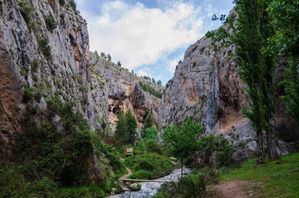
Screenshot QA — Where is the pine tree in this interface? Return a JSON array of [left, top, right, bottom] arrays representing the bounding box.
[[115, 112, 127, 145], [126, 110, 137, 144], [143, 111, 154, 130]]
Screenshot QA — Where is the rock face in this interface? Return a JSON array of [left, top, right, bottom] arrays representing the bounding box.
[[0, 0, 163, 164], [159, 11, 245, 133], [158, 10, 297, 160], [0, 0, 90, 163], [88, 52, 162, 134]]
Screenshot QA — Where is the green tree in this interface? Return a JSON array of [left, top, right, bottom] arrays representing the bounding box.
[[268, 0, 299, 126], [143, 111, 154, 131], [143, 126, 158, 141], [162, 118, 203, 177], [235, 0, 267, 163], [115, 110, 137, 145], [107, 54, 111, 61], [126, 110, 137, 144]]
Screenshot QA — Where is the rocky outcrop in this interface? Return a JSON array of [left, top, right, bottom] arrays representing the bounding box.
[[159, 11, 245, 133], [0, 0, 91, 163], [89, 52, 163, 133]]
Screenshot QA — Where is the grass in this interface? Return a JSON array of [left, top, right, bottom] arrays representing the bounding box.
[[220, 152, 299, 198]]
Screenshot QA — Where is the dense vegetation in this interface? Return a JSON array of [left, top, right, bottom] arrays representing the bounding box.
[[234, 0, 299, 163], [139, 82, 162, 98], [0, 94, 125, 197]]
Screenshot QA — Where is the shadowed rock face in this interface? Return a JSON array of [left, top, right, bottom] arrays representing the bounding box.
[[0, 45, 22, 163]]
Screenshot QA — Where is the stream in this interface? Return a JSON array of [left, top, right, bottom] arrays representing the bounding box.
[[109, 168, 191, 198]]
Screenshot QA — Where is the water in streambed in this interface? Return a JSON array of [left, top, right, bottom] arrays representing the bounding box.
[[109, 168, 191, 198]]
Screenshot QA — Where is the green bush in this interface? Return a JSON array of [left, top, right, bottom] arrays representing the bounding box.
[[92, 134, 126, 177], [130, 170, 153, 179], [155, 174, 206, 198], [143, 126, 158, 141], [44, 14, 57, 31], [19, 0, 34, 24], [134, 139, 163, 155], [125, 153, 173, 179], [59, 0, 65, 6], [139, 82, 162, 98], [69, 0, 77, 11], [22, 86, 42, 102], [197, 167, 219, 184], [154, 182, 177, 198], [194, 135, 234, 168], [29, 177, 58, 197], [0, 166, 32, 198], [179, 174, 206, 198], [37, 36, 52, 60]]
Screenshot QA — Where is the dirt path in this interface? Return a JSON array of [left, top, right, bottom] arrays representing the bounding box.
[[118, 167, 132, 191], [213, 180, 257, 198]]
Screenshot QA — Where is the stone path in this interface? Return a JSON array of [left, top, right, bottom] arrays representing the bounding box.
[[118, 167, 132, 191]]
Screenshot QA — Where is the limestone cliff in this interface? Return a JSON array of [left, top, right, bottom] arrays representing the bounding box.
[[159, 11, 244, 132], [0, 0, 163, 164], [0, 0, 91, 162], [158, 10, 296, 161], [88, 52, 162, 134]]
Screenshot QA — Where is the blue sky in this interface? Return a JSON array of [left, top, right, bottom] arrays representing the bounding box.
[[76, 0, 235, 84]]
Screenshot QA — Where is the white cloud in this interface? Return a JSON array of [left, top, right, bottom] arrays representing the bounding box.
[[79, 0, 204, 69]]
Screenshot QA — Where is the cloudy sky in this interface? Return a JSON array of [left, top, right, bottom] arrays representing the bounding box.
[[76, 0, 234, 84]]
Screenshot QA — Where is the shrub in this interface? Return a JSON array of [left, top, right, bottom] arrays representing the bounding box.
[[92, 134, 126, 177], [139, 82, 162, 98], [179, 174, 206, 198], [197, 167, 219, 184], [154, 182, 177, 198], [44, 14, 57, 31], [155, 174, 206, 198], [194, 135, 234, 168], [126, 153, 173, 179], [23, 86, 41, 102], [130, 170, 153, 179], [19, 0, 34, 24], [59, 0, 65, 6], [143, 126, 158, 141], [0, 166, 32, 198], [37, 36, 52, 60], [69, 0, 77, 11], [29, 177, 58, 197]]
